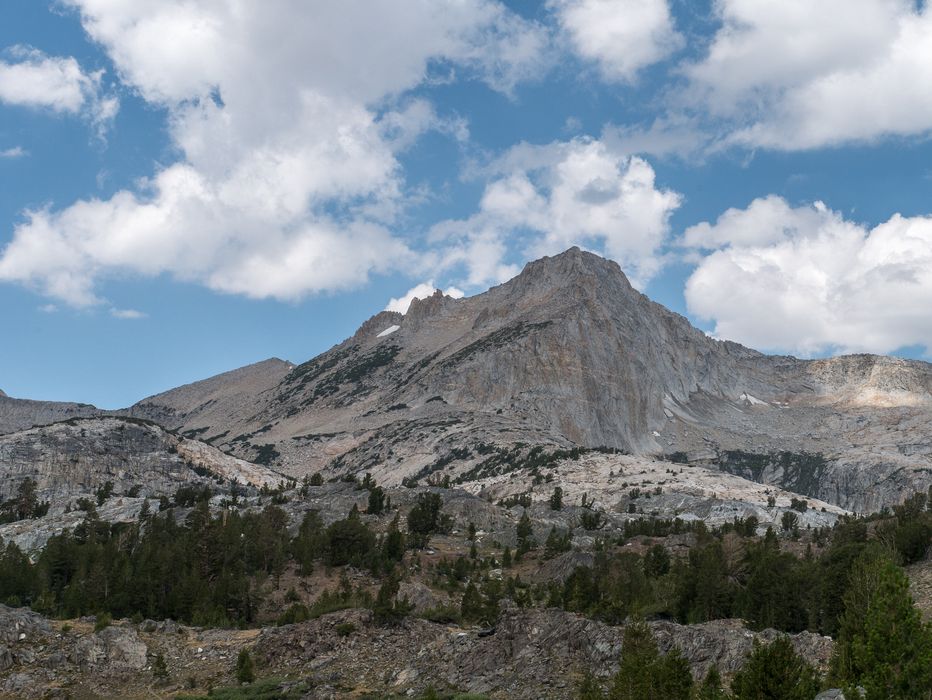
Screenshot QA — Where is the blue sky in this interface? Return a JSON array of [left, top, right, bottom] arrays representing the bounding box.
[[2, 0, 932, 408]]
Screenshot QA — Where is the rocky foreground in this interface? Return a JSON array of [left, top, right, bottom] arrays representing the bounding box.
[[0, 604, 833, 699]]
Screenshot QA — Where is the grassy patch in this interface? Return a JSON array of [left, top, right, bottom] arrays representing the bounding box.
[[177, 678, 310, 699]]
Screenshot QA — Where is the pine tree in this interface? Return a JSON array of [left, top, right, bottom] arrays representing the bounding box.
[[730, 637, 820, 700], [696, 666, 727, 700], [605, 621, 694, 699], [152, 652, 169, 683], [578, 671, 604, 699], [372, 574, 411, 625], [831, 549, 932, 699], [609, 620, 660, 700], [643, 544, 670, 577], [545, 526, 571, 558], [236, 649, 255, 684], [382, 514, 406, 562], [656, 647, 693, 700], [549, 487, 563, 511], [516, 510, 535, 556], [367, 485, 386, 515], [781, 510, 799, 533], [407, 493, 448, 549], [292, 510, 325, 575], [461, 582, 485, 623]]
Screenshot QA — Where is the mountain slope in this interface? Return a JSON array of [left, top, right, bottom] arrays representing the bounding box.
[[128, 357, 294, 436], [0, 393, 102, 435]]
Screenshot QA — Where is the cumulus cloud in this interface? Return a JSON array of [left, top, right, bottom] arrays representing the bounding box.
[[685, 0, 932, 149], [0, 146, 26, 159], [552, 0, 681, 82], [434, 137, 681, 288], [0, 46, 117, 129], [684, 197, 932, 355], [0, 1, 548, 307], [385, 281, 465, 314]]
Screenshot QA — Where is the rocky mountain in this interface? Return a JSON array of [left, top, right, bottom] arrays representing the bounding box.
[[0, 393, 101, 436], [117, 247, 932, 514], [3, 248, 931, 515]]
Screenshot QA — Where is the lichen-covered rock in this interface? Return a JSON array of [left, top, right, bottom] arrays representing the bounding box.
[[0, 605, 53, 644], [71, 625, 147, 670], [396, 581, 452, 614]]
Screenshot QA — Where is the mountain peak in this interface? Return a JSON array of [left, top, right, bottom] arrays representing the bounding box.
[[353, 310, 404, 340], [406, 288, 459, 325], [515, 247, 634, 290]]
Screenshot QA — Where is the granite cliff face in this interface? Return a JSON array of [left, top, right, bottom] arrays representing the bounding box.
[[0, 416, 287, 551], [2, 248, 931, 513], [0, 416, 283, 505]]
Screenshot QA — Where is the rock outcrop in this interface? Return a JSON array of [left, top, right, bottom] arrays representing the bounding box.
[[251, 607, 833, 699], [0, 603, 835, 699], [0, 416, 284, 505]]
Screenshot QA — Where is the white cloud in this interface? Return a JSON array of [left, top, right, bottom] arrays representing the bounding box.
[[0, 46, 117, 129], [0, 1, 548, 307], [385, 280, 465, 314], [685, 0, 932, 149], [684, 197, 932, 355], [683, 195, 834, 250], [552, 0, 681, 82], [110, 307, 146, 319], [0, 146, 27, 159], [434, 137, 681, 288]]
